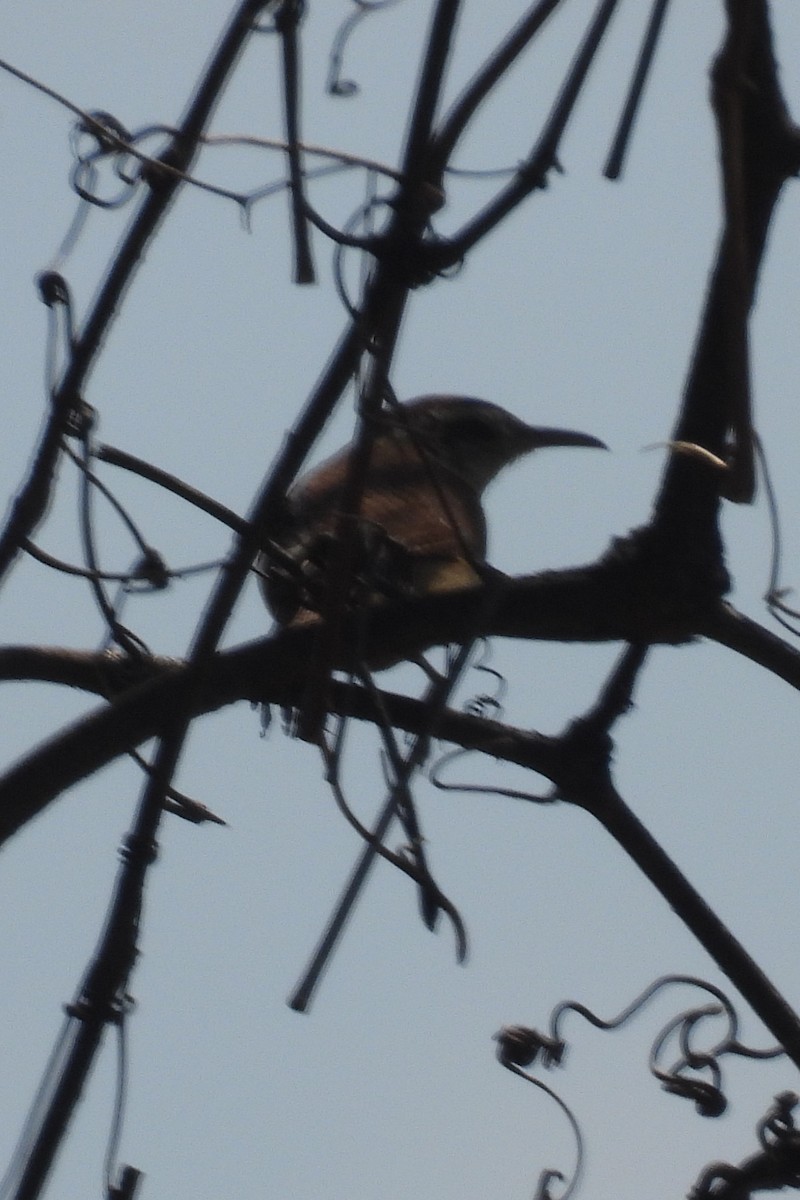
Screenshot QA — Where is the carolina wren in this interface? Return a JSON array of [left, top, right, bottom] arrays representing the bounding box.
[[258, 395, 606, 627]]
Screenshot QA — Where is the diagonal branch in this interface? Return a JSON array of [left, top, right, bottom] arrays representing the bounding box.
[[428, 0, 564, 180], [539, 644, 800, 1071], [581, 775, 800, 1072], [0, 0, 274, 590], [434, 0, 620, 263]]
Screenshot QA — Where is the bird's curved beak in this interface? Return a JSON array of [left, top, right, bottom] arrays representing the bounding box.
[[525, 426, 608, 451]]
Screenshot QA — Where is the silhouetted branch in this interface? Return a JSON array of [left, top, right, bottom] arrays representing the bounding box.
[[275, 0, 316, 283], [289, 641, 476, 1012], [429, 0, 564, 179], [653, 1, 800, 540], [573, 776, 800, 1072], [700, 602, 800, 688], [0, 0, 275, 591], [439, 0, 620, 261], [95, 443, 249, 536], [603, 0, 673, 179]]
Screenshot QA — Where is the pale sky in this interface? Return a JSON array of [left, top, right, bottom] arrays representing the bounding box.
[[2, 4, 800, 1198]]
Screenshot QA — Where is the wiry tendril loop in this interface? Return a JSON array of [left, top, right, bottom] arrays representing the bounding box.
[[661, 1073, 726, 1118], [430, 645, 555, 804], [494, 1027, 583, 1200], [75, 110, 131, 155], [497, 979, 788, 1199], [512, 976, 784, 1130], [462, 641, 507, 719], [70, 111, 143, 209], [327, 1, 406, 98], [759, 1091, 800, 1158], [690, 1093, 800, 1198]]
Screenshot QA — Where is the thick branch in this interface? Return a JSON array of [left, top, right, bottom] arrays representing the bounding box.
[[0, 542, 780, 849], [0, 637, 564, 847], [3, 567, 800, 847], [653, 2, 800, 538]]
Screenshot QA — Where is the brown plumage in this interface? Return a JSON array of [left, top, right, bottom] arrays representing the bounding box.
[[257, 395, 605, 626]]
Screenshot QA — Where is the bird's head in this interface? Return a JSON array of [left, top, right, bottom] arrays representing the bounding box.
[[382, 395, 606, 493]]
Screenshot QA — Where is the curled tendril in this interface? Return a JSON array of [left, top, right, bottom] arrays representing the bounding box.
[[759, 1091, 800, 1157], [65, 431, 160, 657], [327, 0, 407, 97], [333, 184, 390, 320], [690, 1093, 800, 1198], [429, 747, 556, 805], [462, 640, 507, 720], [75, 109, 131, 153], [661, 1072, 727, 1119], [513, 975, 783, 1125], [494, 1028, 583, 1200], [429, 645, 555, 803], [649, 1002, 728, 1115], [648, 986, 783, 1117], [498, 980, 787, 1197], [69, 111, 157, 209]]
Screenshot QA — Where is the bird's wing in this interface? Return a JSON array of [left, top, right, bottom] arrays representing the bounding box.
[[290, 451, 488, 563], [259, 445, 488, 623]]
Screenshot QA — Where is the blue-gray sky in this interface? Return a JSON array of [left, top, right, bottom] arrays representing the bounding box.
[[2, 3, 800, 1197]]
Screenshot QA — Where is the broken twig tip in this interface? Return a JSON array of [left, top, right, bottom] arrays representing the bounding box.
[[641, 440, 729, 471]]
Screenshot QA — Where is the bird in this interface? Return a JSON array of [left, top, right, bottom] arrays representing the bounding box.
[[264, 395, 605, 1011], [257, 395, 606, 630]]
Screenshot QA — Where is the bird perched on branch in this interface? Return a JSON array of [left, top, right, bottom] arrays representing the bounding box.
[[258, 395, 606, 629]]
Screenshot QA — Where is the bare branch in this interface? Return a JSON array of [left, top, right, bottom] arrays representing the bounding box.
[[429, 0, 564, 178], [0, 0, 275, 587], [275, 0, 316, 283], [438, 0, 620, 261], [654, 2, 800, 532]]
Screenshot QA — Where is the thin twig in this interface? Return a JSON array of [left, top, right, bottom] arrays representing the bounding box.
[[430, 0, 564, 177], [276, 0, 316, 283], [96, 444, 249, 536], [603, 0, 673, 179], [442, 0, 620, 261]]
